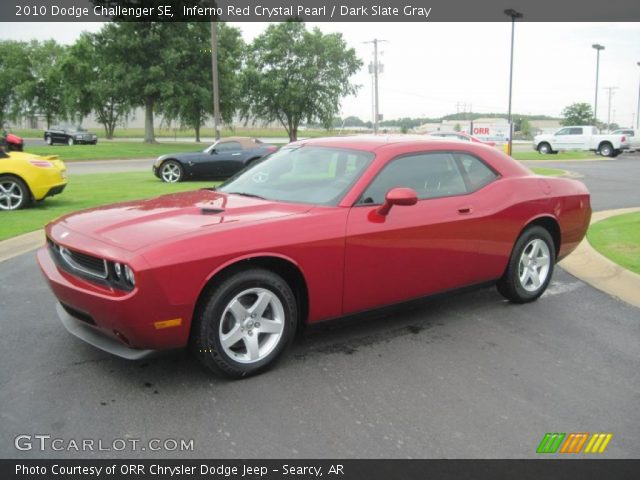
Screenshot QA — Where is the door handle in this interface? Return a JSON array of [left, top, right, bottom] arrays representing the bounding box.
[[457, 206, 473, 214]]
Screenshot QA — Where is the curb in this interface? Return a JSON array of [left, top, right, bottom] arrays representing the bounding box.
[[0, 230, 44, 263], [559, 207, 640, 309], [1, 209, 639, 310]]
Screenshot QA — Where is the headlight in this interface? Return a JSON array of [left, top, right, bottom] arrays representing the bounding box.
[[124, 265, 135, 287], [114, 262, 122, 278]]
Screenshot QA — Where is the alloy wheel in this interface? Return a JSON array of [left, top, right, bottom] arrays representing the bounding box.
[[0, 180, 24, 210], [218, 288, 285, 364], [161, 163, 181, 183], [518, 238, 551, 292]]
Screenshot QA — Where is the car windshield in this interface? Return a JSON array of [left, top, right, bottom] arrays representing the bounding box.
[[217, 146, 374, 206]]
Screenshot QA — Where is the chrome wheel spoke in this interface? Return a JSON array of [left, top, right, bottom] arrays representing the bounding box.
[[220, 323, 243, 348], [257, 318, 282, 334], [228, 298, 250, 321], [529, 269, 541, 288], [243, 334, 260, 361], [249, 291, 272, 318]]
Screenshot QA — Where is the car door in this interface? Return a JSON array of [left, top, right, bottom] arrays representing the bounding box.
[[567, 127, 585, 150], [343, 151, 501, 314], [552, 127, 572, 150], [192, 141, 243, 177]]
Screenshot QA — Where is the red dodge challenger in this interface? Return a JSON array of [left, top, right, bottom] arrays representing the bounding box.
[[38, 136, 591, 378]]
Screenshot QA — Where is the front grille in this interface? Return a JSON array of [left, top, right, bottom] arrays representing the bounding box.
[[61, 303, 95, 325], [48, 238, 108, 280]]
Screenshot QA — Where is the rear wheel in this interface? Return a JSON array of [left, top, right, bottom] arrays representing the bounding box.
[[497, 226, 555, 303], [159, 160, 183, 183], [599, 142, 613, 157], [191, 268, 297, 378], [0, 176, 31, 211]]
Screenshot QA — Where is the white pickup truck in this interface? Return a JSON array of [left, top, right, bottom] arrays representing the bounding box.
[[533, 126, 630, 157], [612, 129, 640, 151]]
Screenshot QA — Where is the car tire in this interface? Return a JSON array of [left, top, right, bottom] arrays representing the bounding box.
[[45, 136, 52, 146], [0, 175, 31, 211], [67, 137, 74, 146], [191, 268, 297, 379], [159, 160, 184, 183], [537, 142, 552, 154], [92, 140, 98, 145], [599, 142, 613, 157], [497, 225, 555, 303]]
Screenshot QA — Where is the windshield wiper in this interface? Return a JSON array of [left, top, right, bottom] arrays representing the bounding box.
[[226, 191, 267, 200]]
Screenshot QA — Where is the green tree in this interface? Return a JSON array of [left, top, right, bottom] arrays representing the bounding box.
[[561, 103, 593, 126], [63, 31, 132, 139], [160, 23, 244, 142], [0, 41, 31, 126], [102, 22, 183, 143], [241, 21, 362, 142], [21, 40, 68, 128]]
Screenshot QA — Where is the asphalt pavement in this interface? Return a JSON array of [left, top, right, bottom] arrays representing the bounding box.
[[0, 151, 638, 459]]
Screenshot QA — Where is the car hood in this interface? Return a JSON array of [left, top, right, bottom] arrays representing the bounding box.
[[51, 190, 312, 251]]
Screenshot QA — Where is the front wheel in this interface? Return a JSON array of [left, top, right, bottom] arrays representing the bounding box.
[[497, 226, 555, 303], [45, 136, 52, 146], [159, 160, 183, 183], [67, 137, 74, 146], [191, 269, 297, 378], [537, 142, 552, 154], [0, 176, 31, 211]]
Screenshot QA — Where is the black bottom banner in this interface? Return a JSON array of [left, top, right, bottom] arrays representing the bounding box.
[[3, 459, 640, 480]]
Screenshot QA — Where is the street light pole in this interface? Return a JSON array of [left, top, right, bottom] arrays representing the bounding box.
[[592, 44, 605, 125], [365, 39, 387, 135], [504, 9, 523, 156], [636, 62, 640, 130]]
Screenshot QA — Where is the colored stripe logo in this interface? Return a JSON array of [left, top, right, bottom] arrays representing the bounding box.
[[536, 432, 612, 454]]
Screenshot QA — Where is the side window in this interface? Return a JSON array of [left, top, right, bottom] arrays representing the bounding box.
[[455, 134, 471, 141], [215, 141, 242, 152], [359, 153, 467, 205], [569, 127, 583, 135], [455, 153, 498, 192], [555, 128, 570, 135]]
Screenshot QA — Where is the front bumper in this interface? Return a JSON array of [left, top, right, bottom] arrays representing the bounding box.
[[57, 303, 157, 360], [37, 245, 192, 357]]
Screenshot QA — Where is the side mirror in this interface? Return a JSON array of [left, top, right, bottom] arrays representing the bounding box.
[[377, 187, 418, 216]]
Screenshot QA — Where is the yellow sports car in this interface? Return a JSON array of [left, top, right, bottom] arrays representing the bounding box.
[[0, 149, 67, 210]]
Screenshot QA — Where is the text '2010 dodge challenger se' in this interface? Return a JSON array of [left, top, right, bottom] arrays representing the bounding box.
[[38, 136, 591, 378]]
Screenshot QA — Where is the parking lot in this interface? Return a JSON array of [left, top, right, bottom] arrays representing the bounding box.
[[1, 154, 639, 459]]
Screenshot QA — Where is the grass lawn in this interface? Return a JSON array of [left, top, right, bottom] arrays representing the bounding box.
[[587, 212, 640, 275], [530, 167, 565, 176], [24, 142, 205, 162], [0, 172, 217, 241], [512, 151, 598, 161]]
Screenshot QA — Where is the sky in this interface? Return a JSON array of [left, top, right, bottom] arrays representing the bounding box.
[[2, 21, 640, 126]]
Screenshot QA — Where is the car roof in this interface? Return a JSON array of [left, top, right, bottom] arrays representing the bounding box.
[[290, 134, 473, 152]]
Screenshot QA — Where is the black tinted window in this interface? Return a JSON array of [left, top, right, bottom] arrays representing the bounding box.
[[569, 127, 583, 135], [360, 153, 468, 204], [216, 141, 242, 152], [457, 153, 498, 191]]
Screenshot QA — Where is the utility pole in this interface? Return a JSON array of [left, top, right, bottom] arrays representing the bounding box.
[[603, 86, 618, 132], [636, 61, 640, 130], [592, 44, 605, 124], [210, 21, 221, 141], [365, 39, 387, 134]]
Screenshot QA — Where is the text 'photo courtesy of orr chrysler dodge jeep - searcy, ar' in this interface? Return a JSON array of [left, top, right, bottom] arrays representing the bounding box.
[[37, 136, 591, 378]]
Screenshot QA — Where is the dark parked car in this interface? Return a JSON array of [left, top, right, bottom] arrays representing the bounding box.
[[153, 137, 278, 182], [44, 125, 98, 146]]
